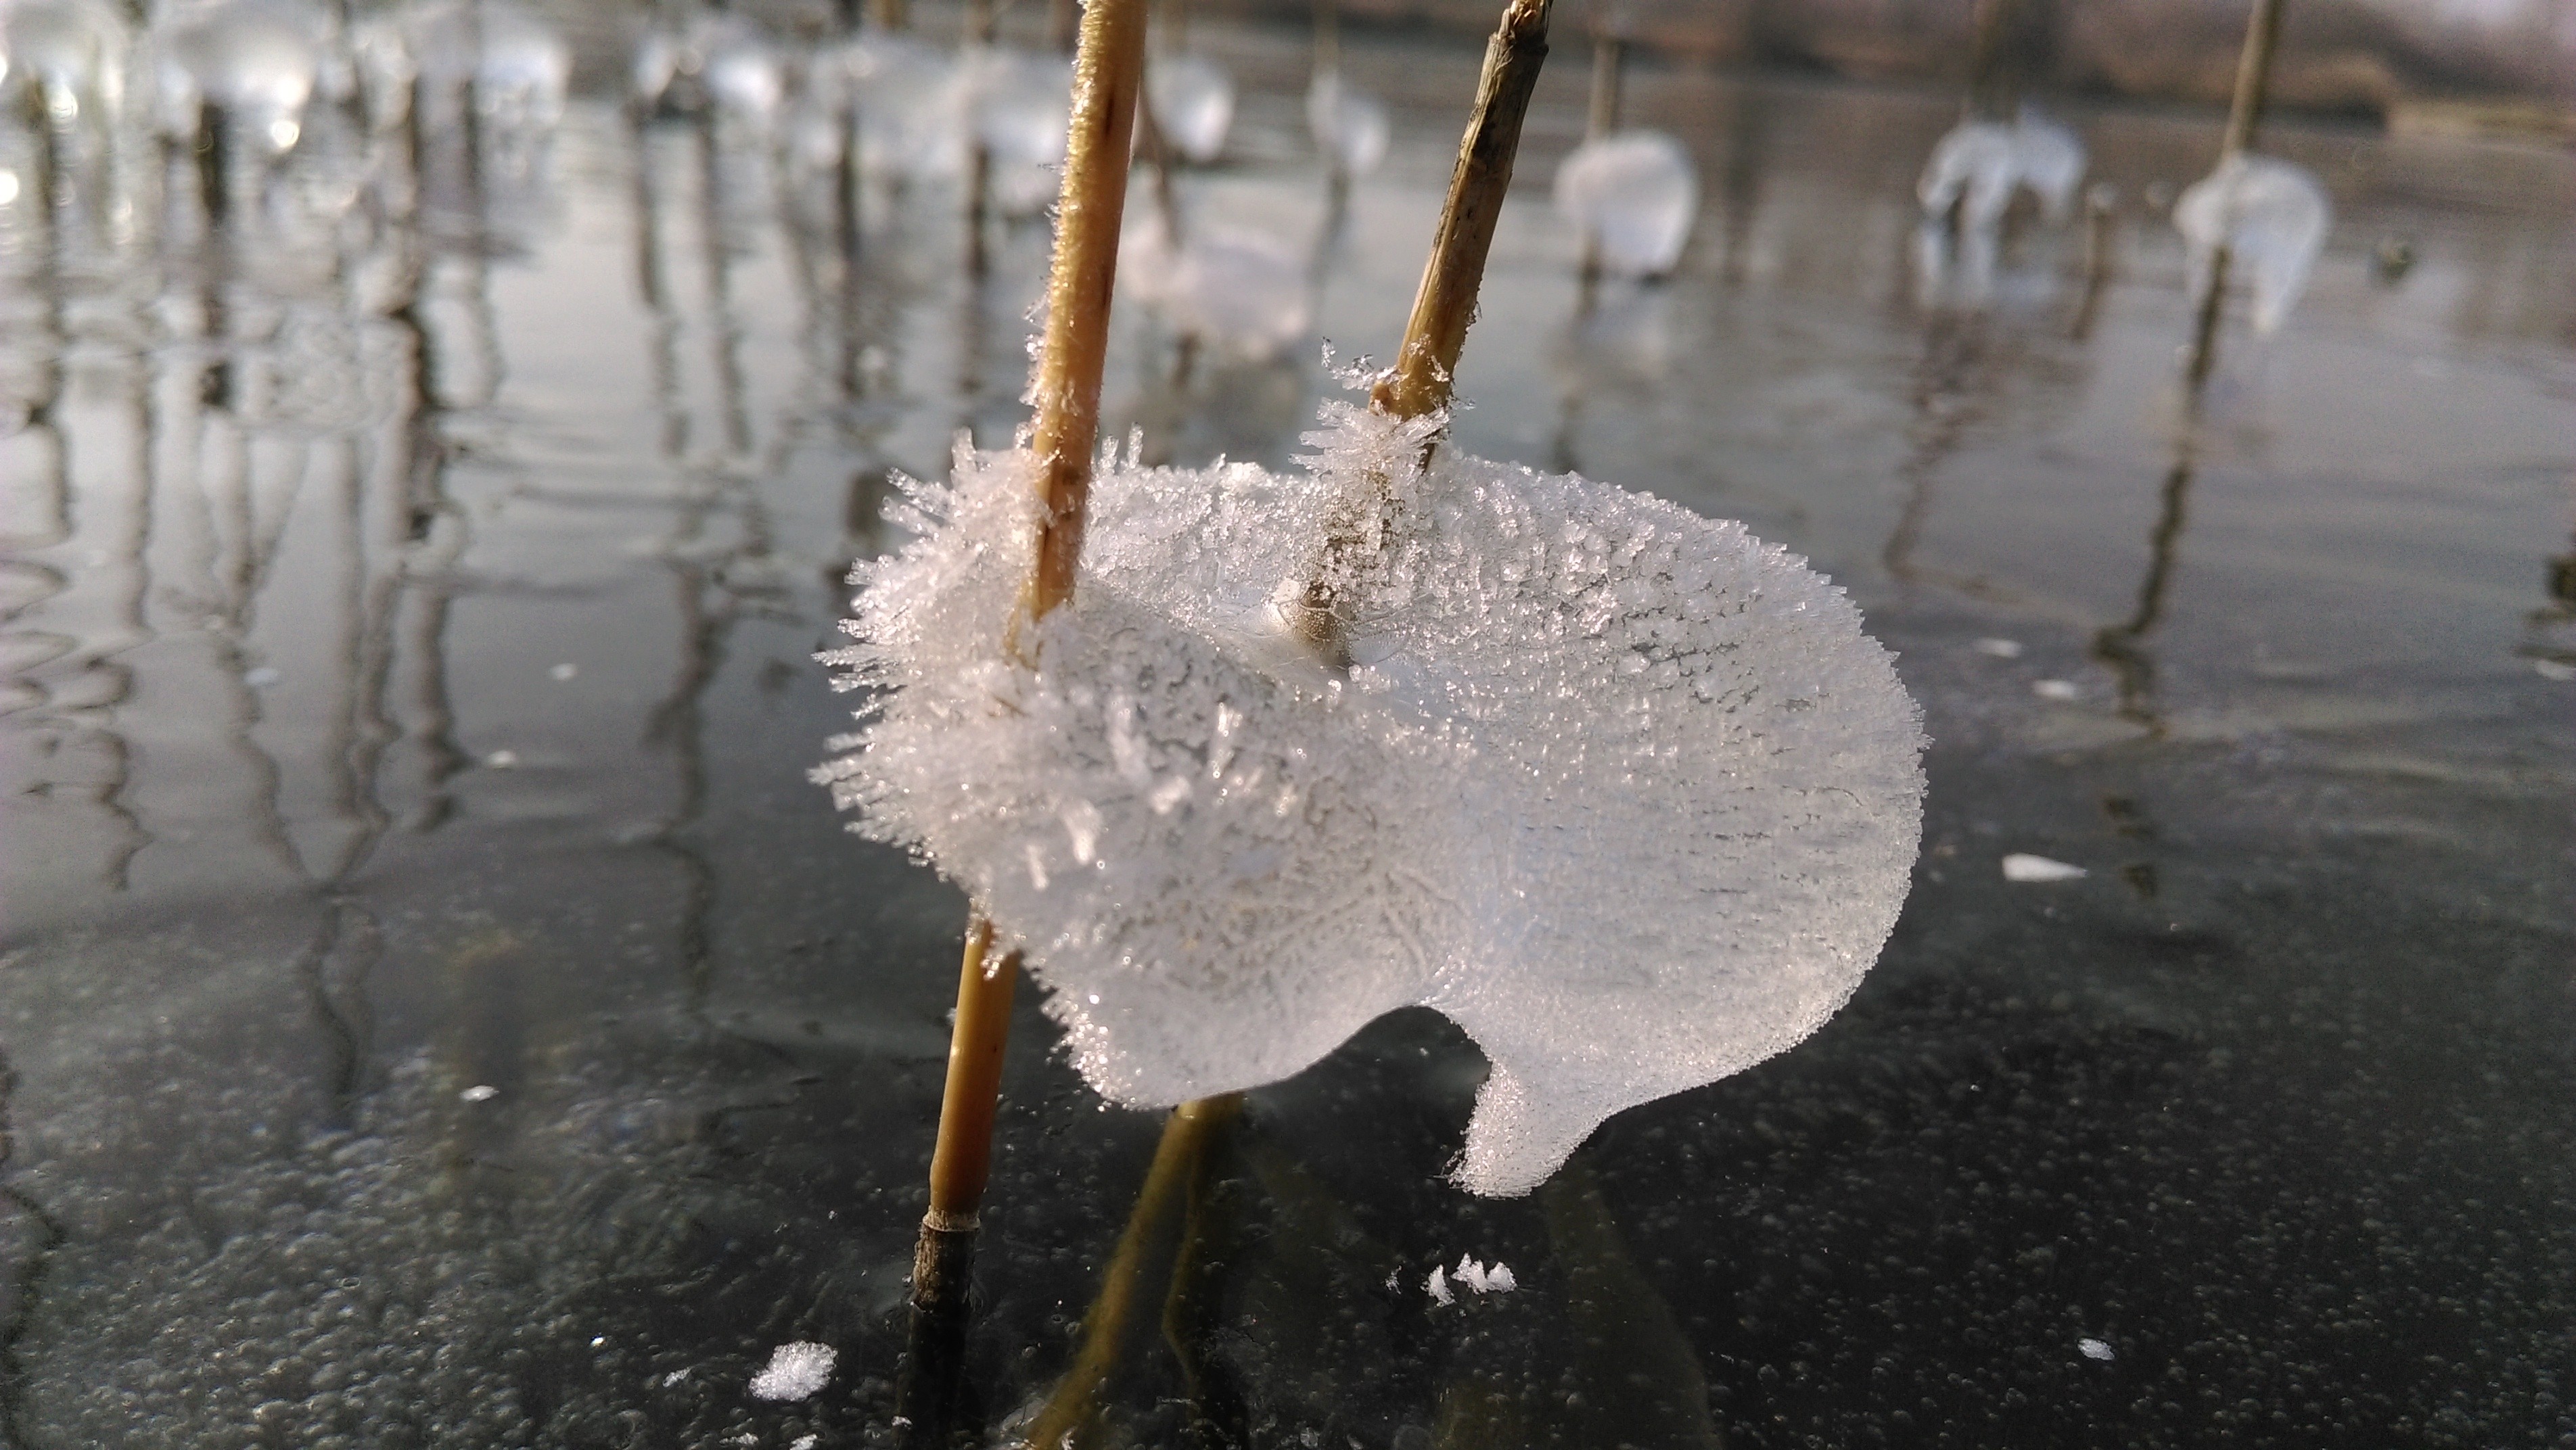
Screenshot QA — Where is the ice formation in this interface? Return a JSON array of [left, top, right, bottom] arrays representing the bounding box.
[[630, 14, 779, 124], [1917, 110, 2088, 231], [2000, 853, 2085, 883], [968, 48, 1072, 216], [153, 0, 331, 149], [1119, 214, 1314, 362], [0, 0, 131, 120], [1452, 1255, 1515, 1294], [1554, 130, 1699, 279], [1149, 51, 1233, 164], [747, 1342, 837, 1401], [2173, 153, 2332, 335], [844, 33, 961, 182], [1306, 71, 1387, 179], [816, 396, 1926, 1196], [402, 0, 568, 132]]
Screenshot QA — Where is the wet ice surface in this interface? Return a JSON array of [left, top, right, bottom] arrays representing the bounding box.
[[2, 13, 2573, 1449]]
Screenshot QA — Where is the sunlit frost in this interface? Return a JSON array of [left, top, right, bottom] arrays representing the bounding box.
[[816, 405, 1926, 1196]]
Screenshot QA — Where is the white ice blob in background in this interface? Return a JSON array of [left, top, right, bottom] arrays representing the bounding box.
[[1918, 119, 2019, 229], [1149, 51, 1233, 164], [816, 402, 1927, 1197], [1554, 129, 1698, 278], [403, 1, 568, 131], [1, 0, 131, 122], [2008, 109, 2086, 222], [843, 32, 962, 182], [1306, 70, 1387, 179], [629, 13, 779, 126], [2174, 153, 2332, 335], [1918, 110, 2087, 230], [154, 0, 330, 150], [969, 48, 1071, 216], [1120, 214, 1314, 362]]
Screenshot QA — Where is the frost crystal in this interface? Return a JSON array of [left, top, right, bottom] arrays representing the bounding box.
[[746, 1342, 835, 1401], [2174, 153, 2331, 335], [1452, 1255, 1513, 1294], [816, 404, 1926, 1196]]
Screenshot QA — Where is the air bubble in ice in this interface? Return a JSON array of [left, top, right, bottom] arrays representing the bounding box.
[[817, 399, 1927, 1198], [1149, 52, 1233, 164], [1553, 130, 1697, 279], [2173, 152, 2331, 335]]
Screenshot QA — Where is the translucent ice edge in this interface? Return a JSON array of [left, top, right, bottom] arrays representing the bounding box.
[[815, 400, 1927, 1196]]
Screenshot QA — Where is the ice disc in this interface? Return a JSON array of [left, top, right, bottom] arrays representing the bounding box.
[[819, 404, 1927, 1195]]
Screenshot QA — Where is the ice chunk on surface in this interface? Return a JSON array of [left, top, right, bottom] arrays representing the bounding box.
[[402, 1, 568, 131], [1554, 130, 1698, 279], [155, 0, 327, 141], [817, 403, 1925, 1196], [747, 1341, 835, 1401], [1, 0, 130, 108], [1918, 112, 2087, 229], [844, 34, 962, 181], [1149, 52, 1233, 164], [2174, 153, 2331, 335], [2009, 111, 2086, 222], [2001, 853, 2086, 883], [1307, 72, 1387, 179]]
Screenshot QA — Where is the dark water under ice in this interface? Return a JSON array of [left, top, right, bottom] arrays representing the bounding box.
[[1, 17, 2571, 1450]]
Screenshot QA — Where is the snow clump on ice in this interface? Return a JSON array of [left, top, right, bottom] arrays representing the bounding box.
[[747, 1341, 836, 1401], [816, 397, 1926, 1196]]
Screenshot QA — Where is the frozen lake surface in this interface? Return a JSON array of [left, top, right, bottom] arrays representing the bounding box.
[[1, 13, 2571, 1448]]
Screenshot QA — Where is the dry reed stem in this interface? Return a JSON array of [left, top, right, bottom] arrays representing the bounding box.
[[910, 0, 1147, 1317], [1371, 0, 1557, 423], [1287, 0, 1555, 660]]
